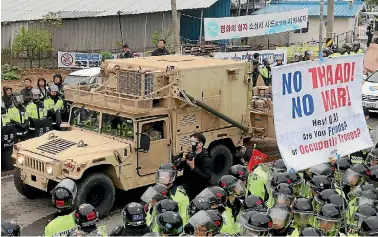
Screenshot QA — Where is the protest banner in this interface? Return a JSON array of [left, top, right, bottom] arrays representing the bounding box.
[[204, 9, 308, 41], [213, 49, 288, 65], [272, 55, 373, 171], [58, 51, 102, 68]]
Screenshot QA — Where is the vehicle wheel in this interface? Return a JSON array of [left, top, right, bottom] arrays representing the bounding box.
[[13, 168, 44, 199], [76, 173, 115, 218], [210, 144, 233, 182]]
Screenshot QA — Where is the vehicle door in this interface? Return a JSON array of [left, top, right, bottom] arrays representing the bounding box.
[[136, 116, 171, 176]]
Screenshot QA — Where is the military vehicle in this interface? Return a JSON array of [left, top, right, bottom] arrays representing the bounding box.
[[12, 55, 275, 217]]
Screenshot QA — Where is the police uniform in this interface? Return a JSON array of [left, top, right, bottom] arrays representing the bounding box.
[[26, 101, 47, 120], [170, 185, 190, 225], [260, 66, 272, 86], [1, 113, 10, 126], [220, 199, 242, 235], [44, 212, 76, 236], [247, 166, 268, 202], [7, 105, 28, 136]]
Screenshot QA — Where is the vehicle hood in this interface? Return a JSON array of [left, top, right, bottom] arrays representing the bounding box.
[[362, 81, 378, 96], [20, 130, 129, 161]]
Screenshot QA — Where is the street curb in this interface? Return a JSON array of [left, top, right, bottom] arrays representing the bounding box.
[[1, 170, 15, 177]]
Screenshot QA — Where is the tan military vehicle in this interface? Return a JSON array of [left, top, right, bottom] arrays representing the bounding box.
[[12, 55, 275, 217]]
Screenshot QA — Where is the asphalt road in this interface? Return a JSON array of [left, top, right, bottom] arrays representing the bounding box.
[[2, 114, 378, 235]]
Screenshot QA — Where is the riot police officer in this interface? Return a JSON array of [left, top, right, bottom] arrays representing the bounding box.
[[218, 175, 246, 234], [74, 203, 106, 236], [109, 202, 150, 236], [315, 204, 342, 236], [44, 179, 77, 236], [272, 183, 295, 207], [150, 199, 179, 232], [291, 198, 314, 236], [342, 164, 370, 198], [307, 175, 332, 198], [333, 157, 352, 184], [313, 189, 339, 212], [275, 56, 284, 66], [25, 88, 47, 137], [43, 84, 64, 128], [196, 186, 227, 213], [155, 163, 189, 224], [7, 92, 28, 138], [1, 221, 20, 236], [189, 210, 224, 236], [359, 216, 378, 236], [260, 58, 272, 86], [267, 173, 292, 207], [342, 43, 355, 55], [268, 204, 294, 236], [238, 211, 272, 236], [349, 204, 378, 235], [242, 195, 267, 213], [154, 211, 183, 236], [185, 197, 212, 234], [140, 183, 169, 227]]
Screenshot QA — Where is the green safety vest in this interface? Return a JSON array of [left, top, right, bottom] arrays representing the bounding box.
[[44, 97, 64, 112], [247, 172, 266, 202], [1, 113, 10, 126], [44, 212, 76, 237], [7, 106, 26, 124], [26, 102, 46, 120], [330, 53, 342, 57], [260, 67, 271, 79], [171, 187, 190, 225], [146, 208, 153, 227], [357, 49, 364, 54], [96, 225, 108, 236], [220, 207, 238, 235]]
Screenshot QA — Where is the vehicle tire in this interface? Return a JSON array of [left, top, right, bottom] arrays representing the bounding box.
[[13, 168, 44, 199], [210, 144, 233, 182], [76, 172, 115, 218]]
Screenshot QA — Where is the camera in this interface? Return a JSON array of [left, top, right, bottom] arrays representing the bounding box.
[[186, 151, 196, 161]]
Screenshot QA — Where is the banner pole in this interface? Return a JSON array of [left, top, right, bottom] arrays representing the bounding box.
[[336, 160, 349, 236]]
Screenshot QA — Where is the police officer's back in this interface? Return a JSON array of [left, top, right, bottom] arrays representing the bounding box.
[[74, 204, 106, 236], [1, 221, 21, 236], [44, 179, 77, 236], [154, 211, 183, 236], [109, 202, 150, 236]]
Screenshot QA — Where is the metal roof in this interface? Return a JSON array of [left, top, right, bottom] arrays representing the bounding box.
[[253, 1, 364, 18], [1, 0, 220, 22]]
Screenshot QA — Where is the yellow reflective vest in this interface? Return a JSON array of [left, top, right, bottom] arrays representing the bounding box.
[[44, 212, 76, 237]]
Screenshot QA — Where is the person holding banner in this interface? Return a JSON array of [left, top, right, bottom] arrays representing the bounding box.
[[275, 56, 284, 67], [322, 48, 333, 58], [353, 42, 364, 54], [330, 45, 342, 57], [293, 53, 302, 63], [302, 50, 313, 61]]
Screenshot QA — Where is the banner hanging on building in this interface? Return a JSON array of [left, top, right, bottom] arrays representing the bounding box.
[[58, 51, 144, 68], [213, 49, 288, 65], [204, 8, 308, 41], [272, 55, 373, 171]]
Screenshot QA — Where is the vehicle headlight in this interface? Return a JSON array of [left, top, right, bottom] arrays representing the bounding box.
[[17, 154, 25, 165], [46, 163, 53, 175]]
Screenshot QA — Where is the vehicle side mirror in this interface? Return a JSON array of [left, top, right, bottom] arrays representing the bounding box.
[[138, 133, 151, 152]]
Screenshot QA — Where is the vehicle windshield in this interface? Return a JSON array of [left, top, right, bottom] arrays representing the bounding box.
[[101, 113, 134, 139], [367, 71, 378, 83], [70, 107, 100, 132], [63, 75, 92, 85]]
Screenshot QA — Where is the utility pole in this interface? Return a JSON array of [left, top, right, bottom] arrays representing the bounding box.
[[171, 0, 180, 54], [326, 0, 335, 39], [319, 0, 324, 53]]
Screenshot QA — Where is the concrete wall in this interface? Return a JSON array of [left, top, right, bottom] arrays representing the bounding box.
[[1, 12, 175, 52]]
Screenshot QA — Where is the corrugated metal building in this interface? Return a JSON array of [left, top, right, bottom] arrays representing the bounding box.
[[1, 0, 231, 52]]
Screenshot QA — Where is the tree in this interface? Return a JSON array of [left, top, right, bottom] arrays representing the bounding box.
[[12, 26, 53, 68]]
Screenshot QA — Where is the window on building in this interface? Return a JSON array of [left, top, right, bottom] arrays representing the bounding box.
[[294, 22, 309, 34], [101, 113, 134, 139]]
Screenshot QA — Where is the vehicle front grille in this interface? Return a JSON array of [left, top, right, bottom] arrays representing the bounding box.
[[25, 156, 45, 173], [37, 139, 76, 155]]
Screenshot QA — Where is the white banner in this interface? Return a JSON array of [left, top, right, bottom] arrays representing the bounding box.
[[204, 9, 308, 41], [213, 49, 288, 65], [272, 55, 373, 171], [58, 51, 144, 68]]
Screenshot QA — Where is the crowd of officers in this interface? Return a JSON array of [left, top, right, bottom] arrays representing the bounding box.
[[251, 41, 365, 88], [1, 74, 65, 144], [3, 142, 378, 236]]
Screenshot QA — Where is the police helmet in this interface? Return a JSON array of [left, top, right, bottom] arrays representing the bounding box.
[[196, 187, 227, 207], [359, 216, 378, 236], [187, 197, 212, 217], [293, 198, 313, 213], [304, 50, 313, 57], [314, 189, 338, 212], [269, 173, 292, 190], [52, 179, 77, 210], [189, 210, 223, 235], [240, 211, 273, 236], [268, 204, 292, 229], [155, 199, 179, 214], [357, 190, 378, 207], [342, 164, 370, 186], [366, 149, 378, 167], [361, 184, 377, 192], [309, 163, 333, 178], [316, 203, 342, 236], [140, 184, 168, 203], [243, 195, 267, 212], [272, 159, 287, 173], [155, 211, 183, 236], [322, 47, 333, 57], [229, 165, 249, 181], [292, 198, 314, 227], [288, 172, 303, 194], [1, 221, 20, 236], [156, 163, 177, 186], [74, 203, 99, 228], [317, 203, 341, 220], [273, 183, 295, 206], [299, 227, 321, 236], [308, 175, 332, 193], [262, 58, 271, 65], [327, 194, 348, 211], [219, 175, 246, 196], [355, 204, 378, 218], [49, 84, 59, 93], [336, 157, 351, 171], [276, 56, 283, 62], [122, 202, 146, 227]]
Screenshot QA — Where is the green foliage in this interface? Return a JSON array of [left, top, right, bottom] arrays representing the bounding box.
[[152, 29, 173, 47], [101, 51, 114, 61], [115, 41, 123, 48], [1, 64, 21, 81], [40, 12, 62, 27], [12, 26, 53, 68]]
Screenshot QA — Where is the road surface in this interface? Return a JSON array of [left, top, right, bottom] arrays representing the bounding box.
[[2, 114, 378, 235]]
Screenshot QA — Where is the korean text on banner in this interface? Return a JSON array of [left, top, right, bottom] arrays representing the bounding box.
[[272, 55, 373, 171], [204, 8, 308, 41], [213, 49, 288, 65], [58, 51, 102, 68]]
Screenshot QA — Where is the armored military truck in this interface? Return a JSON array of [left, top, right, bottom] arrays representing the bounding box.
[[12, 55, 275, 217]]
